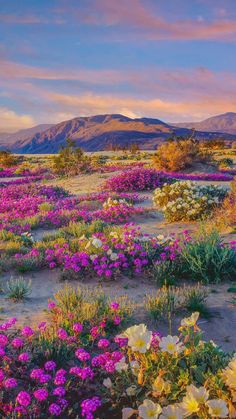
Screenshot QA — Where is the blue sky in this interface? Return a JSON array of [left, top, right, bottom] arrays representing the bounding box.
[[1, 0, 236, 131]]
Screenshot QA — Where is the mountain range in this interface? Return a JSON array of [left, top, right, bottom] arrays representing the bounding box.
[[1, 112, 236, 153]]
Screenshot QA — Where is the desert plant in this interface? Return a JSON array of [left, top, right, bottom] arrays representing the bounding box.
[[179, 230, 236, 283], [52, 139, 91, 176], [153, 180, 227, 221], [0, 150, 18, 167], [6, 276, 32, 301], [153, 136, 208, 171]]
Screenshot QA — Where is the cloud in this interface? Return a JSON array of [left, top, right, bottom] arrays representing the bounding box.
[[0, 107, 35, 132], [43, 91, 236, 122], [73, 0, 236, 42]]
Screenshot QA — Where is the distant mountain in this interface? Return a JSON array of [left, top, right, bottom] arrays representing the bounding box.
[[174, 112, 236, 134], [0, 124, 54, 150], [0, 114, 235, 153]]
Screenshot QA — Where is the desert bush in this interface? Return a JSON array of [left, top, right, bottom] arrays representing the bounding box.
[[153, 137, 208, 171], [210, 177, 236, 231], [6, 276, 32, 301], [179, 230, 236, 283], [53, 139, 91, 176], [145, 284, 208, 321], [0, 150, 18, 167], [153, 180, 227, 221]]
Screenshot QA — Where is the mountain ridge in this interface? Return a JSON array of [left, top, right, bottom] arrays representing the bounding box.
[[1, 113, 236, 153]]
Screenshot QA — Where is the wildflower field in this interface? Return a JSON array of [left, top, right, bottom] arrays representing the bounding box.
[[0, 147, 236, 418]]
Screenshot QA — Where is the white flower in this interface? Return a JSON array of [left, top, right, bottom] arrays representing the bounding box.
[[181, 312, 199, 328], [130, 360, 139, 376], [92, 238, 103, 248], [124, 324, 152, 354], [103, 377, 112, 388], [185, 384, 209, 404], [138, 399, 162, 419], [90, 254, 98, 261], [115, 357, 128, 372], [122, 407, 135, 419], [110, 252, 118, 261], [206, 399, 229, 417], [159, 336, 184, 355], [126, 385, 137, 396], [159, 404, 184, 419]]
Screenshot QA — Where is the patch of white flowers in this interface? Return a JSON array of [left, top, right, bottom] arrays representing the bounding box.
[[153, 180, 227, 222]]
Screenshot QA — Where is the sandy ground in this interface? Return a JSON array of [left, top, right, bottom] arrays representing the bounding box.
[[0, 269, 236, 351], [0, 171, 235, 351]]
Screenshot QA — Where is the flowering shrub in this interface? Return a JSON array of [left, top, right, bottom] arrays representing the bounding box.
[[153, 180, 227, 221], [0, 312, 235, 418], [103, 168, 169, 192], [153, 138, 208, 171]]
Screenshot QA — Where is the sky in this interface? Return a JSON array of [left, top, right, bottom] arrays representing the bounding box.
[[1, 0, 236, 132]]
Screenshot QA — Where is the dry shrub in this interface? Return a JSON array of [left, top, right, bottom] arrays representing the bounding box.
[[209, 177, 236, 231], [153, 138, 208, 172]]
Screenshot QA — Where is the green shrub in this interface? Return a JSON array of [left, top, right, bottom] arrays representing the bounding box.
[[179, 230, 236, 283], [6, 276, 32, 301], [53, 139, 91, 176]]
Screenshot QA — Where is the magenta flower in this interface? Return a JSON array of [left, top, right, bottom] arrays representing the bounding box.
[[75, 348, 91, 361], [73, 322, 83, 333], [81, 396, 101, 419], [44, 360, 56, 371], [48, 403, 62, 416], [57, 328, 68, 340], [18, 352, 30, 362], [11, 337, 24, 349], [110, 301, 120, 310], [4, 378, 18, 389], [21, 326, 34, 338], [97, 338, 110, 349], [53, 387, 66, 397], [33, 388, 48, 401], [16, 391, 31, 407], [0, 334, 8, 347]]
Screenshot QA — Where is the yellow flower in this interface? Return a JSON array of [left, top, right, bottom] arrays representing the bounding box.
[[152, 376, 170, 395], [223, 358, 236, 390], [185, 384, 209, 404], [206, 399, 229, 417], [159, 335, 184, 355], [138, 399, 162, 419], [124, 324, 152, 354], [180, 312, 199, 328], [159, 404, 184, 419], [181, 393, 200, 416]]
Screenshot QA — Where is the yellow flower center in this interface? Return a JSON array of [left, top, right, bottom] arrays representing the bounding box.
[[185, 398, 199, 413], [147, 409, 156, 417], [212, 407, 222, 415], [134, 338, 145, 348], [167, 342, 175, 351]]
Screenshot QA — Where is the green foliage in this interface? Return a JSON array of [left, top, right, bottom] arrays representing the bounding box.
[[179, 230, 236, 283], [145, 284, 208, 321], [6, 276, 32, 301], [52, 139, 91, 176]]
